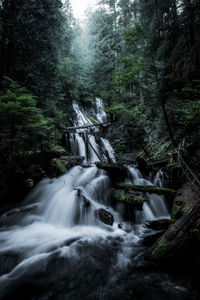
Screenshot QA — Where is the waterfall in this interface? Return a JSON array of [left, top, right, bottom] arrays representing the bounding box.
[[95, 98, 107, 123], [100, 137, 116, 163], [126, 166, 170, 223], [0, 98, 186, 300], [70, 100, 114, 163]]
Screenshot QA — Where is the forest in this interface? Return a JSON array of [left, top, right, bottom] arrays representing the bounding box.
[[0, 0, 200, 299]]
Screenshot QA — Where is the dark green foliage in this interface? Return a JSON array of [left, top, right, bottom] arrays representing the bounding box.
[[0, 77, 55, 155], [86, 0, 200, 154], [0, 0, 70, 99]]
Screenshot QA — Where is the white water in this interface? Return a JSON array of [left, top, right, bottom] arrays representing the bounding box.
[[71, 100, 113, 163], [100, 137, 116, 163], [127, 166, 170, 223], [0, 98, 172, 298], [95, 98, 107, 123]]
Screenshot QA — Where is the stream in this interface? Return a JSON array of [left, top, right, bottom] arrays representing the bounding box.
[[0, 99, 193, 299]]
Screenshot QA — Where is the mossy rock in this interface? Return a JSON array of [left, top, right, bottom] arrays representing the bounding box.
[[117, 183, 180, 196], [151, 232, 188, 261], [171, 184, 200, 222], [114, 191, 146, 209]]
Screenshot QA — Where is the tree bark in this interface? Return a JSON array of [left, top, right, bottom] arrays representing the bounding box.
[[143, 200, 200, 265]]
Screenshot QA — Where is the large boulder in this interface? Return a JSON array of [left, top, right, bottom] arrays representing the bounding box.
[[144, 219, 170, 231], [95, 208, 114, 226]]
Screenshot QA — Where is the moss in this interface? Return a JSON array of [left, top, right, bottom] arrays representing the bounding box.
[[87, 116, 98, 124], [152, 140, 171, 160], [114, 191, 146, 209], [49, 145, 67, 155], [171, 197, 197, 222], [151, 232, 188, 261], [24, 179, 34, 188], [28, 164, 46, 178], [171, 203, 184, 221], [53, 159, 67, 175], [117, 183, 181, 196]]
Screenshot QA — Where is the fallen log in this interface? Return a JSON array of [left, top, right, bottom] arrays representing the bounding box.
[[116, 184, 181, 197], [95, 162, 127, 181], [116, 159, 136, 165], [113, 190, 146, 209], [95, 162, 126, 172], [143, 200, 200, 266], [63, 121, 111, 131]]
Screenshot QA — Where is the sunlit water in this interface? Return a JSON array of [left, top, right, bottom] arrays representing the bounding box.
[[0, 99, 191, 300]]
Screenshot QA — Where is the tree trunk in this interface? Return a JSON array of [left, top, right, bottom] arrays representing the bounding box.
[[143, 200, 200, 266]]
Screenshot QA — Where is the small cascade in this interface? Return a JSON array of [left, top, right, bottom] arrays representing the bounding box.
[[95, 98, 107, 123], [70, 100, 115, 164], [72, 102, 93, 129], [88, 135, 101, 163], [74, 133, 87, 160], [100, 137, 116, 163], [126, 166, 170, 223]]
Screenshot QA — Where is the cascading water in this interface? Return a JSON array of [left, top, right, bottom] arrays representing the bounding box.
[[0, 99, 190, 300], [126, 166, 170, 223]]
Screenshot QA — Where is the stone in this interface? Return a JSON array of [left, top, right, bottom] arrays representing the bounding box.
[[144, 219, 170, 231], [82, 196, 91, 208], [94, 208, 114, 226]]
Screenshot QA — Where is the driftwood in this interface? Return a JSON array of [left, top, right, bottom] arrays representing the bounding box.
[[95, 162, 126, 172], [63, 121, 111, 131], [117, 184, 181, 196], [143, 200, 200, 265]]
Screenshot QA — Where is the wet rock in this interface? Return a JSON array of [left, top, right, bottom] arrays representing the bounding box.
[[75, 189, 91, 208], [144, 219, 170, 231], [171, 183, 199, 222], [144, 201, 200, 267], [95, 208, 114, 226], [1, 204, 39, 219], [118, 223, 123, 229], [119, 223, 132, 233], [136, 157, 150, 176], [141, 231, 164, 246], [20, 203, 39, 213], [82, 196, 91, 208]]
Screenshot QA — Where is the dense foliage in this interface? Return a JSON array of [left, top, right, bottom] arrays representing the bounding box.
[[84, 0, 200, 156], [0, 0, 77, 203]]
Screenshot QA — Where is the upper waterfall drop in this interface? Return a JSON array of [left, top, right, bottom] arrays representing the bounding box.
[[95, 98, 107, 123], [70, 99, 115, 164]]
